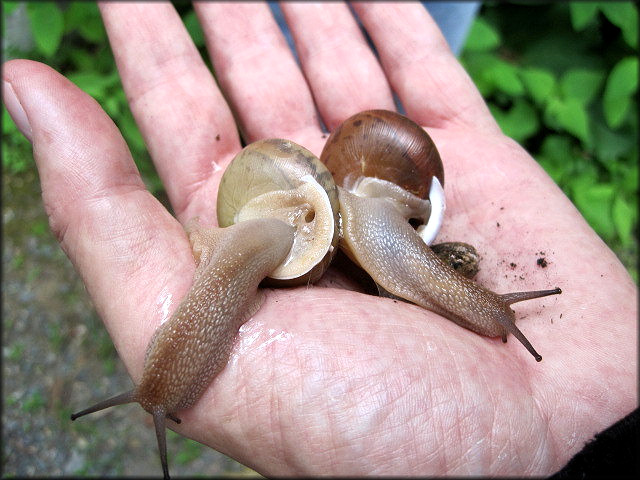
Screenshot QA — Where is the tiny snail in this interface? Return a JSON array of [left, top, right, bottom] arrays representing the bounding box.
[[70, 139, 339, 479], [320, 110, 561, 362]]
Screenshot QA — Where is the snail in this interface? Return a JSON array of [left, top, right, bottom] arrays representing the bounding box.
[[70, 139, 340, 479], [320, 110, 561, 362]]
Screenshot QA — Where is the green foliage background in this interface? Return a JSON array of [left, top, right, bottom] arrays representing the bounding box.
[[1, 1, 637, 476], [3, 0, 638, 279], [461, 2, 638, 281]]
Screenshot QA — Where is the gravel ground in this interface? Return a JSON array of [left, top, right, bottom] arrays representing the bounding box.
[[2, 161, 259, 477]]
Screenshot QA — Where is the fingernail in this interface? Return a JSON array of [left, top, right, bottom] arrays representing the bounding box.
[[3, 80, 32, 142]]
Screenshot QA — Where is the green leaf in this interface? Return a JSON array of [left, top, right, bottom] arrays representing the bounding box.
[[460, 52, 497, 97], [603, 57, 638, 128], [69, 48, 99, 72], [26, 2, 64, 57], [536, 135, 576, 183], [64, 3, 90, 31], [462, 52, 523, 97], [521, 30, 603, 74], [520, 67, 556, 106], [569, 3, 600, 31], [540, 135, 575, 163], [66, 71, 120, 99], [490, 98, 539, 142], [64, 3, 106, 43], [607, 57, 639, 97], [3, 141, 31, 174], [100, 87, 127, 120], [78, 15, 106, 44], [620, 163, 639, 196], [572, 182, 616, 241], [599, 2, 638, 48], [103, 96, 121, 118], [591, 120, 635, 164], [487, 60, 524, 96], [118, 110, 146, 153], [464, 17, 500, 52], [3, 106, 18, 136], [545, 97, 591, 145], [536, 154, 562, 184], [560, 68, 605, 105], [22, 390, 46, 412], [612, 196, 635, 246], [182, 10, 205, 47], [2, 1, 21, 16], [604, 96, 630, 129]]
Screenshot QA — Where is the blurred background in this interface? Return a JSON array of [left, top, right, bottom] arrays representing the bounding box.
[[2, 1, 637, 476]]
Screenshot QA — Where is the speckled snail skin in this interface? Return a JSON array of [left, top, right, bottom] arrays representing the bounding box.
[[70, 139, 340, 479], [320, 110, 561, 362]]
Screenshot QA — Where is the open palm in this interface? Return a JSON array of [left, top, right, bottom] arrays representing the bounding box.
[[3, 2, 636, 476]]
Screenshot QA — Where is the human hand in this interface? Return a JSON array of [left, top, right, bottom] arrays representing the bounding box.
[[3, 2, 636, 476]]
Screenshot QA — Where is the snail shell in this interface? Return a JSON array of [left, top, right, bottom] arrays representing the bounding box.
[[321, 109, 444, 197], [217, 138, 340, 285], [321, 109, 445, 245]]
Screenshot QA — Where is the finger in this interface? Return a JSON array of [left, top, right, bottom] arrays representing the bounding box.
[[279, 2, 395, 130], [99, 2, 239, 222], [194, 2, 321, 148], [351, 2, 500, 133], [2, 59, 195, 379]]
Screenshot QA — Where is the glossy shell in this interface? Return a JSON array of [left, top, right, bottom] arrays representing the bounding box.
[[216, 138, 340, 285], [319, 110, 444, 199]]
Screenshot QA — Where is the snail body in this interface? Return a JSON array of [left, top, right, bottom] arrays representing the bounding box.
[[320, 110, 561, 361], [71, 139, 339, 479]]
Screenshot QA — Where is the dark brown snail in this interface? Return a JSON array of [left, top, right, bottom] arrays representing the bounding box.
[[320, 110, 561, 362]]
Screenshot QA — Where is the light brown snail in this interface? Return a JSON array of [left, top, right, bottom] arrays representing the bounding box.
[[70, 139, 339, 479], [320, 109, 561, 362]]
